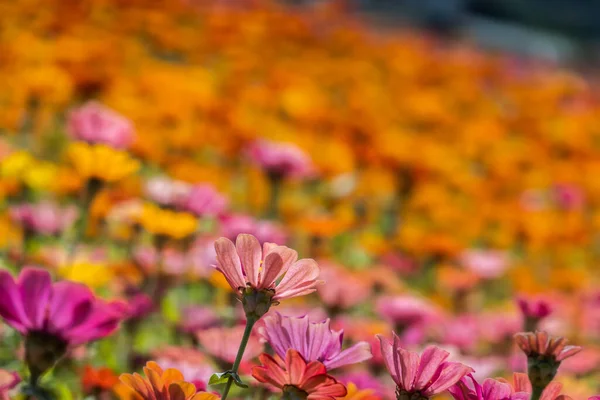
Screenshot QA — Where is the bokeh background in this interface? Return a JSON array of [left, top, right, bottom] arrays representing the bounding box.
[[0, 0, 599, 399]]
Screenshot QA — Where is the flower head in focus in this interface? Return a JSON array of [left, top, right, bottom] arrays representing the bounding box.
[[0, 267, 125, 381], [258, 313, 372, 370], [214, 234, 321, 319], [252, 349, 347, 400], [67, 101, 135, 149], [120, 361, 218, 400], [377, 333, 473, 399]]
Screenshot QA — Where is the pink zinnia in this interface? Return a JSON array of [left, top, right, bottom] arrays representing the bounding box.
[[378, 333, 473, 399], [219, 213, 288, 244], [144, 177, 192, 208], [376, 295, 439, 328], [67, 101, 135, 149], [514, 331, 582, 362], [182, 184, 228, 217], [214, 234, 322, 302], [460, 250, 509, 279], [317, 262, 371, 309], [10, 201, 78, 236], [258, 313, 372, 370], [196, 325, 262, 366], [517, 295, 552, 319], [247, 139, 315, 179], [0, 268, 125, 380]]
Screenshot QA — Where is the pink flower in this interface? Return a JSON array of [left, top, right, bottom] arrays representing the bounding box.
[[441, 315, 479, 352], [514, 331, 582, 362], [67, 101, 135, 149], [124, 293, 154, 320], [187, 237, 218, 279], [0, 370, 20, 400], [316, 262, 371, 309], [10, 202, 78, 236], [144, 177, 191, 208], [0, 268, 125, 379], [552, 184, 585, 211], [252, 349, 347, 400], [134, 247, 188, 276], [477, 312, 522, 344], [178, 306, 220, 333], [460, 250, 509, 279], [559, 346, 600, 375], [494, 373, 572, 400], [219, 213, 287, 244], [247, 139, 315, 179], [0, 267, 124, 345], [214, 234, 322, 302], [377, 333, 473, 398], [376, 295, 439, 328], [153, 347, 213, 391], [517, 295, 552, 319], [257, 313, 372, 370], [449, 375, 530, 400], [196, 325, 262, 366], [182, 184, 228, 217]]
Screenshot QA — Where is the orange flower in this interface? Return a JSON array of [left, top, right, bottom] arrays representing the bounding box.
[[82, 365, 119, 394], [119, 362, 218, 400]]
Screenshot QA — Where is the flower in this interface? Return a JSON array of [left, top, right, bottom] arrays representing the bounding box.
[[0, 267, 125, 380], [196, 325, 262, 365], [316, 262, 371, 310], [10, 201, 78, 236], [517, 295, 552, 325], [338, 383, 380, 400], [252, 349, 347, 400], [459, 250, 509, 279], [0, 369, 20, 400], [258, 313, 372, 370], [82, 365, 119, 394], [144, 177, 191, 208], [218, 213, 287, 244], [119, 361, 218, 400], [178, 306, 219, 333], [58, 261, 114, 288], [214, 234, 322, 315], [153, 347, 214, 391], [377, 333, 472, 399], [139, 203, 197, 240], [67, 142, 140, 183], [449, 374, 530, 400], [375, 295, 439, 328], [514, 331, 582, 362], [67, 101, 135, 149], [182, 184, 228, 217], [247, 139, 315, 179]]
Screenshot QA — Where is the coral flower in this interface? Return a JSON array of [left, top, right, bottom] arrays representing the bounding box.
[[0, 369, 20, 400], [514, 331, 582, 362], [120, 361, 218, 400], [67, 101, 135, 149], [67, 142, 140, 183], [0, 268, 125, 380], [196, 325, 263, 365], [258, 313, 372, 370], [10, 201, 78, 236], [247, 139, 315, 179], [82, 365, 120, 394], [214, 234, 321, 314], [252, 349, 347, 400], [377, 333, 472, 399], [139, 203, 197, 240]]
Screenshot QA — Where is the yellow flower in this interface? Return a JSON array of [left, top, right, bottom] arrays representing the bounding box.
[[59, 262, 114, 288], [0, 151, 34, 179], [339, 383, 380, 400], [138, 203, 197, 240], [23, 161, 58, 191], [67, 142, 140, 183]]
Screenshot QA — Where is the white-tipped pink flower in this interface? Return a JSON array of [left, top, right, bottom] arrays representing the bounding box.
[[214, 234, 322, 302]]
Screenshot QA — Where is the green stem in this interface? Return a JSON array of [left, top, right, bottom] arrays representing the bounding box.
[[267, 173, 281, 219], [221, 317, 257, 400], [531, 385, 544, 400]]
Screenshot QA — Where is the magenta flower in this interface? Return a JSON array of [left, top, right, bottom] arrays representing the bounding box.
[[258, 313, 372, 370], [449, 375, 530, 400], [10, 201, 78, 236], [182, 184, 229, 217], [517, 295, 552, 320], [247, 139, 315, 179], [214, 234, 322, 306], [67, 101, 135, 149], [552, 183, 585, 211], [0, 267, 125, 381], [144, 177, 191, 208], [378, 333, 473, 399]]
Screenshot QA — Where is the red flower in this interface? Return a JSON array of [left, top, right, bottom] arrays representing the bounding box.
[[252, 349, 347, 400]]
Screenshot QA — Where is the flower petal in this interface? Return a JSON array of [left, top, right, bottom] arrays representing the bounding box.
[[0, 269, 29, 333], [413, 346, 450, 390], [236, 234, 262, 287], [274, 259, 320, 299], [17, 267, 52, 330], [214, 237, 246, 290], [424, 362, 473, 396], [324, 341, 372, 370]]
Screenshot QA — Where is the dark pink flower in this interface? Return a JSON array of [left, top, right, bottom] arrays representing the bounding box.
[[449, 374, 529, 400], [182, 184, 228, 217], [247, 139, 315, 179], [124, 293, 154, 320], [219, 213, 287, 244], [258, 313, 371, 370], [552, 184, 585, 211], [517, 295, 552, 319], [67, 101, 135, 149], [10, 202, 78, 236], [378, 333, 472, 398]]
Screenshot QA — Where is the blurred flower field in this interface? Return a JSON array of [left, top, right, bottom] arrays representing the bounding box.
[[0, 0, 599, 399]]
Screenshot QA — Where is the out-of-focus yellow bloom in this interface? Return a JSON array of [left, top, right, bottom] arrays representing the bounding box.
[[67, 142, 140, 183], [59, 262, 114, 288], [138, 203, 197, 240], [23, 161, 58, 191], [339, 383, 379, 400], [0, 151, 34, 179]]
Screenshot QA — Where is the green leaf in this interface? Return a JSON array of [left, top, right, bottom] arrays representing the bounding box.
[[208, 371, 248, 388]]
